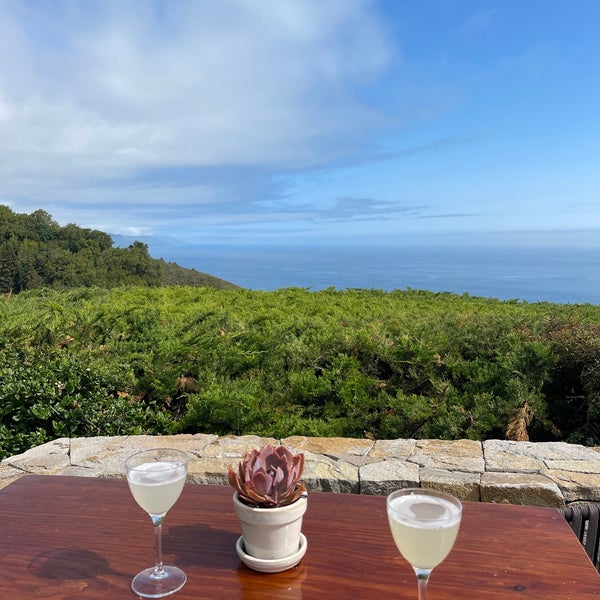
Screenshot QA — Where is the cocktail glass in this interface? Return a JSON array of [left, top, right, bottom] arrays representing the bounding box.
[[386, 488, 462, 600], [125, 448, 188, 598]]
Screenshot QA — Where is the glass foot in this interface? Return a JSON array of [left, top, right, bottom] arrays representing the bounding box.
[[131, 565, 187, 598]]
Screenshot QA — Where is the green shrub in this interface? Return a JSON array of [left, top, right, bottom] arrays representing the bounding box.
[[542, 322, 600, 444], [1, 286, 600, 458], [0, 342, 167, 458]]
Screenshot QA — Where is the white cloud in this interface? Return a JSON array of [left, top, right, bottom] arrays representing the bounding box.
[[0, 0, 394, 195]]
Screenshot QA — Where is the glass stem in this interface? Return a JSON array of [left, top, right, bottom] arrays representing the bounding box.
[[151, 514, 166, 577], [414, 568, 431, 600]]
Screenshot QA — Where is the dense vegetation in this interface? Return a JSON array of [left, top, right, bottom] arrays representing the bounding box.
[[1, 286, 598, 459], [0, 205, 237, 292]]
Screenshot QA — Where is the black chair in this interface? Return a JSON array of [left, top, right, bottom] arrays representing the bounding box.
[[559, 502, 600, 572]]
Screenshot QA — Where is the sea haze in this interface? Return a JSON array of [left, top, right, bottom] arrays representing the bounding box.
[[128, 236, 600, 305]]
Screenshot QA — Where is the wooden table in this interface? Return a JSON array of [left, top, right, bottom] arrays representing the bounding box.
[[0, 475, 597, 599]]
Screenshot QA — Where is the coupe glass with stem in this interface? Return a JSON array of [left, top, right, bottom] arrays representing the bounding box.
[[386, 488, 462, 600], [125, 448, 189, 598]]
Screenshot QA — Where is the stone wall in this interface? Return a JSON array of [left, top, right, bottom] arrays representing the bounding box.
[[2, 434, 600, 507]]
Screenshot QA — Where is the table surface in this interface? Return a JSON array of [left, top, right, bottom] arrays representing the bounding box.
[[0, 475, 597, 599]]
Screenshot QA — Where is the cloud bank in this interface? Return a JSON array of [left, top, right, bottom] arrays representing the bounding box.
[[0, 0, 400, 235]]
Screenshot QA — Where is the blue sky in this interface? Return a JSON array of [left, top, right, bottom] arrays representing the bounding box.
[[1, 0, 599, 248]]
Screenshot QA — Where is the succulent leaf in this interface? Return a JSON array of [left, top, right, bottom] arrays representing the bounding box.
[[228, 444, 306, 508]]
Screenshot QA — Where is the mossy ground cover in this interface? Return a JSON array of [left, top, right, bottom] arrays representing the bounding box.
[[1, 286, 599, 458]]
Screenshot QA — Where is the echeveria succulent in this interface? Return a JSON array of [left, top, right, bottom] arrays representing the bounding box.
[[228, 445, 306, 508]]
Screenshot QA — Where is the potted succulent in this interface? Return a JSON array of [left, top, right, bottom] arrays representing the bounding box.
[[228, 444, 308, 571]]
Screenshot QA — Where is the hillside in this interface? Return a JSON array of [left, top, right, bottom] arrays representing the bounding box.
[[1, 286, 599, 459], [158, 258, 238, 289], [0, 206, 238, 292]]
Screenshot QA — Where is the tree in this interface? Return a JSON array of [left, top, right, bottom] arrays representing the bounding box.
[[0, 241, 18, 293], [16, 241, 43, 291], [0, 205, 19, 240], [117, 242, 162, 284], [24, 210, 59, 242], [0, 205, 230, 292]]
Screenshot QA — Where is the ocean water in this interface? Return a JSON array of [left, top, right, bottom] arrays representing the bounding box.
[[155, 242, 600, 305]]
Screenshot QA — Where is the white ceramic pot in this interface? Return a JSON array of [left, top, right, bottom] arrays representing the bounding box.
[[232, 492, 308, 560]]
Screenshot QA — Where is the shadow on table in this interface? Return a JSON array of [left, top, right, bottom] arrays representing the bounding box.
[[166, 522, 240, 569], [29, 548, 120, 580]]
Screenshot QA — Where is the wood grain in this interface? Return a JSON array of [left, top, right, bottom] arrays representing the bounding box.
[[0, 475, 597, 599]]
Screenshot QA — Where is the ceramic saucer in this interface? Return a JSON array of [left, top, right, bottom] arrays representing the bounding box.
[[235, 534, 307, 573]]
